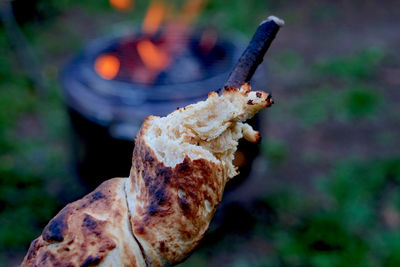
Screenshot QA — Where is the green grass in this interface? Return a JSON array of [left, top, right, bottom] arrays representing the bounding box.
[[253, 157, 400, 267], [0, 170, 59, 249], [274, 49, 304, 71], [0, 19, 75, 256], [291, 48, 386, 128], [293, 83, 382, 127], [298, 47, 386, 125], [315, 48, 385, 81]]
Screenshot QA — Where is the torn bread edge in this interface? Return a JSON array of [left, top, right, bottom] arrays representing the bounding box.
[[145, 83, 273, 178], [127, 83, 273, 265]]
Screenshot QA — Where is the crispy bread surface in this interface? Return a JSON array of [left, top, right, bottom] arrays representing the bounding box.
[[22, 84, 273, 266], [127, 84, 273, 265], [22, 178, 145, 267]]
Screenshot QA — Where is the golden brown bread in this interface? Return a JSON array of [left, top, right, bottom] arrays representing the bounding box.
[[22, 84, 273, 266], [23, 178, 145, 266]]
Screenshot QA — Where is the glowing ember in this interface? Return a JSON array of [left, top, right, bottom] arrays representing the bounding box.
[[94, 54, 120, 80], [142, 1, 167, 35], [199, 29, 217, 53], [109, 0, 134, 11], [137, 39, 170, 71]]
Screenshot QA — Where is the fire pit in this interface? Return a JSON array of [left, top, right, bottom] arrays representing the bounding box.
[[61, 26, 264, 190]]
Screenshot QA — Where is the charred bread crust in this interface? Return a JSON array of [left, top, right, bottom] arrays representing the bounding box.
[[127, 119, 226, 266], [22, 178, 145, 267], [22, 84, 274, 267]]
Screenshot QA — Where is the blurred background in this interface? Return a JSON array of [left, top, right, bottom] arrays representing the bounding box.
[[1, 0, 400, 266]]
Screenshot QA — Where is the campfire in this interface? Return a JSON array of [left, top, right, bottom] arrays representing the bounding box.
[[94, 0, 218, 85]]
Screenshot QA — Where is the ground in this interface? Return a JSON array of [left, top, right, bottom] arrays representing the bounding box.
[[0, 0, 400, 266]]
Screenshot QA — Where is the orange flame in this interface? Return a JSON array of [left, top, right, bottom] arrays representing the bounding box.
[[142, 1, 167, 35], [109, 0, 134, 11], [160, 0, 206, 55], [94, 54, 120, 80], [137, 39, 170, 71], [182, 0, 205, 25]]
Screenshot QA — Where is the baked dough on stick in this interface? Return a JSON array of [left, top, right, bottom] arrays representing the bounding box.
[[22, 16, 283, 267]]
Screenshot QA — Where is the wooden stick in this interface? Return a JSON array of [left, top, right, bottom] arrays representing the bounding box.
[[224, 16, 284, 89]]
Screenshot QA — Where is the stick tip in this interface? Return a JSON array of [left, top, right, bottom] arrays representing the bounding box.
[[261, 15, 285, 27]]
